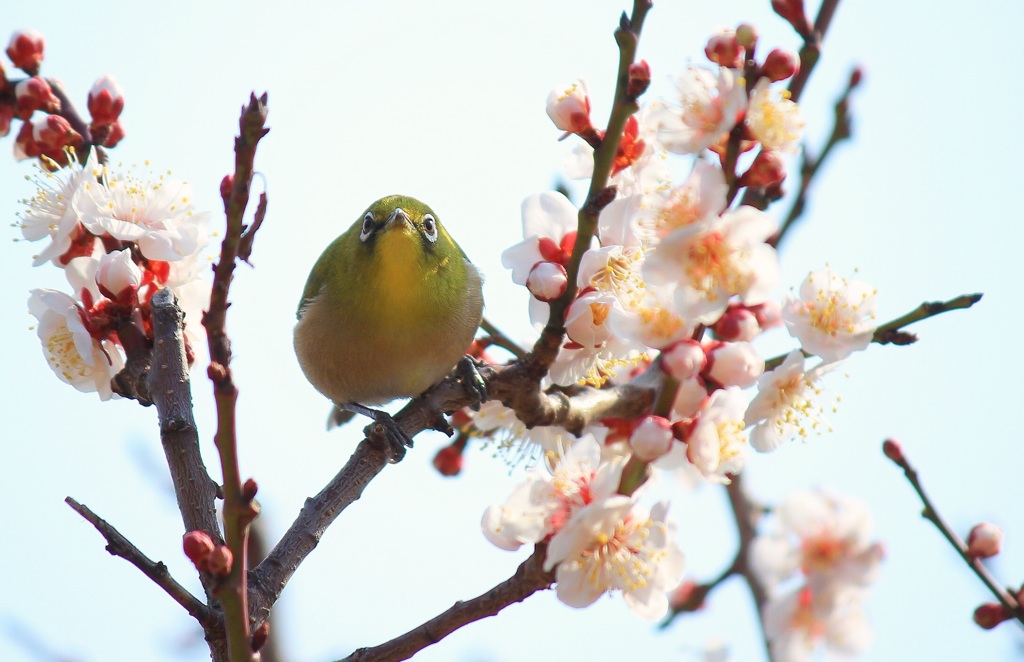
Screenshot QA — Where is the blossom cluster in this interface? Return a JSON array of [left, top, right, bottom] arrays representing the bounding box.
[[479, 21, 883, 635], [2, 29, 126, 170], [19, 147, 210, 399], [750, 489, 884, 661]]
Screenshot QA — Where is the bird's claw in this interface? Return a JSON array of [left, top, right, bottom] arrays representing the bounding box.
[[344, 402, 414, 463], [456, 355, 488, 411]]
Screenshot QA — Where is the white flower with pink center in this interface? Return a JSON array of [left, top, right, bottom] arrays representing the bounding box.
[[782, 267, 877, 362], [481, 435, 624, 550], [546, 79, 593, 136], [645, 205, 779, 324], [545, 497, 685, 620], [639, 160, 727, 240], [763, 584, 873, 662], [655, 66, 747, 155]]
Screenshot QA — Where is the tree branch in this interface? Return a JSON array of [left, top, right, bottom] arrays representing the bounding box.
[[340, 546, 554, 662], [65, 497, 218, 629]]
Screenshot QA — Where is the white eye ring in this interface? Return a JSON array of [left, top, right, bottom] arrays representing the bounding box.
[[422, 214, 438, 243], [359, 213, 374, 242]]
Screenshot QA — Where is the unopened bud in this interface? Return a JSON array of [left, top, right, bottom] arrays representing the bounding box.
[[183, 531, 215, 570], [748, 301, 782, 329], [32, 114, 79, 152], [251, 621, 270, 652], [762, 48, 800, 82], [220, 174, 235, 202], [735, 23, 759, 51], [14, 76, 60, 120], [242, 477, 259, 500], [711, 304, 761, 342], [661, 339, 706, 381], [94, 119, 125, 148], [967, 523, 1003, 559], [671, 417, 697, 442], [669, 579, 706, 612], [546, 79, 593, 136], [627, 60, 651, 98], [207, 545, 234, 576], [739, 150, 787, 189], [87, 75, 125, 125], [974, 602, 1011, 630], [882, 438, 904, 465], [629, 415, 675, 462], [771, 0, 813, 38], [7, 29, 45, 76], [0, 106, 13, 138], [432, 443, 464, 477], [706, 341, 764, 389], [526, 261, 568, 302], [849, 66, 865, 90], [705, 29, 745, 69]]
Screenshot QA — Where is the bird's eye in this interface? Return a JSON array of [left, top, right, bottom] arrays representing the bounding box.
[[359, 213, 374, 242], [422, 214, 438, 243]]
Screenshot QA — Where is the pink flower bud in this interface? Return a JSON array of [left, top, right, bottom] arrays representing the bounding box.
[[96, 249, 143, 302], [771, 0, 813, 38], [849, 66, 865, 89], [14, 76, 60, 120], [882, 438, 905, 464], [705, 29, 745, 69], [0, 105, 13, 138], [661, 339, 706, 381], [546, 79, 593, 136], [706, 341, 764, 388], [739, 149, 787, 188], [433, 443, 464, 477], [32, 114, 79, 152], [711, 305, 761, 341], [7, 29, 45, 76], [629, 416, 675, 461], [526, 261, 568, 302], [627, 60, 651, 98], [183, 531, 215, 570], [13, 119, 40, 161], [762, 48, 800, 82], [95, 119, 125, 148], [974, 602, 1011, 630], [87, 75, 125, 125], [207, 545, 234, 576], [967, 523, 1003, 559], [749, 301, 782, 329]]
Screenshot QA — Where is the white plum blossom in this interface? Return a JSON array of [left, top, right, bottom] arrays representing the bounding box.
[[609, 284, 695, 351], [545, 496, 685, 620], [96, 248, 143, 300], [782, 267, 877, 362], [655, 66, 747, 154], [683, 386, 748, 482], [763, 584, 873, 662], [80, 163, 208, 262], [640, 159, 727, 240], [750, 489, 883, 592], [470, 399, 582, 466], [645, 205, 779, 324], [18, 148, 101, 266], [501, 191, 582, 285], [746, 77, 805, 153], [28, 289, 123, 400], [578, 243, 646, 311], [481, 435, 624, 549], [744, 350, 839, 452]]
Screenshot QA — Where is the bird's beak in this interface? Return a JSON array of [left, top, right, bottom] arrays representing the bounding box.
[[384, 207, 412, 232]]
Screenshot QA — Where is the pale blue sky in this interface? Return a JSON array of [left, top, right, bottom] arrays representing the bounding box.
[[2, 2, 1023, 661]]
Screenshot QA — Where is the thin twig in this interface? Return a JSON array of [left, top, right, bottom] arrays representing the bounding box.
[[340, 546, 554, 662], [764, 293, 982, 371], [202, 92, 270, 662], [725, 475, 772, 656], [65, 497, 218, 628], [883, 442, 1024, 624]]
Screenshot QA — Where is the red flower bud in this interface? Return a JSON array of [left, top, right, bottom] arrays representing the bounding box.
[[14, 76, 60, 120], [627, 60, 651, 98], [967, 522, 1003, 559], [207, 545, 234, 576], [220, 174, 235, 203], [762, 48, 800, 82], [242, 477, 259, 501], [87, 75, 125, 125], [6, 29, 45, 76], [433, 443, 464, 477], [738, 150, 786, 189], [771, 0, 813, 38], [882, 438, 905, 465], [705, 30, 744, 69], [974, 602, 1011, 630], [251, 621, 270, 652], [183, 531, 215, 570]]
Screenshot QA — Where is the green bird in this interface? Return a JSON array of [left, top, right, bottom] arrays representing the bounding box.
[[294, 195, 485, 455]]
